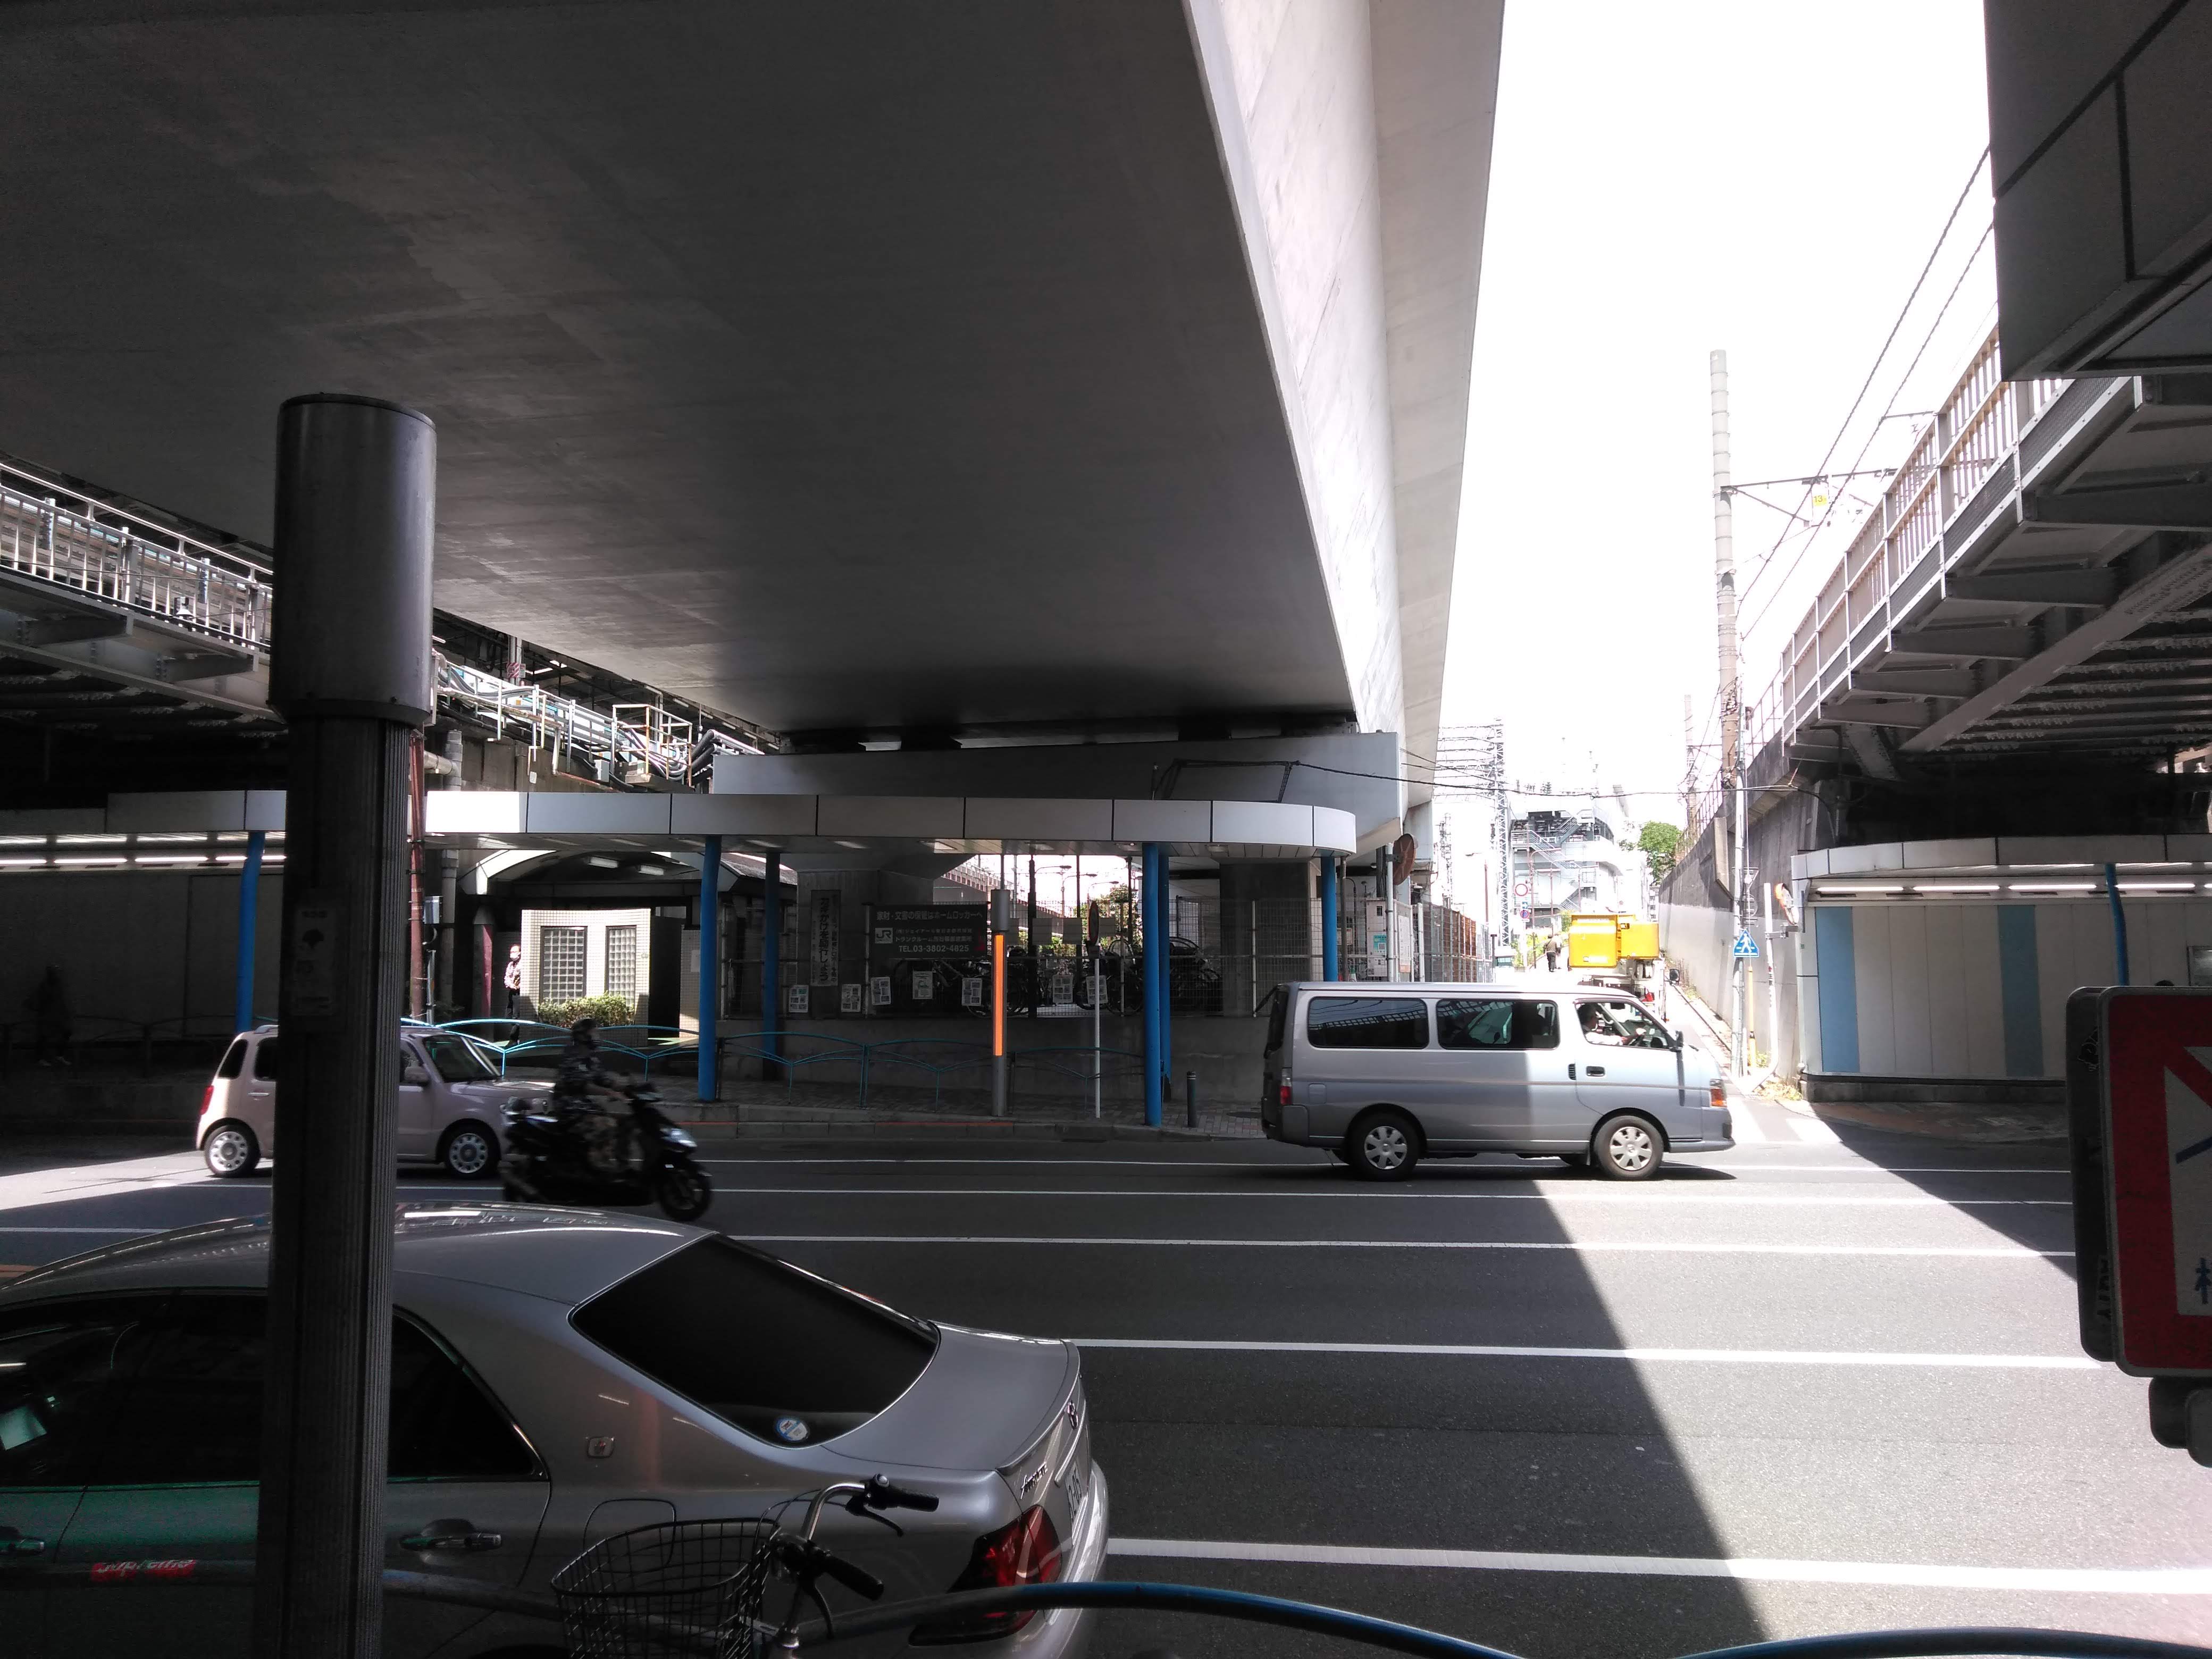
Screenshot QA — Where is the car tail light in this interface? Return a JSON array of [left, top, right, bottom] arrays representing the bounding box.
[[198, 1083, 216, 1118], [911, 1505, 1061, 1644], [1278, 1082, 1293, 1107], [1708, 1081, 1727, 1110]]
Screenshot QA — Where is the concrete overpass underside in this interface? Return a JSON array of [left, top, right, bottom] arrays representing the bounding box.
[[0, 1, 1497, 774]]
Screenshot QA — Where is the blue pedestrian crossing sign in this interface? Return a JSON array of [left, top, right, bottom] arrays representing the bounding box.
[[1731, 933, 1760, 959]]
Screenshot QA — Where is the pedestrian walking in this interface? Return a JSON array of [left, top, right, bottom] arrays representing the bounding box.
[[503, 943, 523, 1017], [1542, 939, 1560, 973], [25, 965, 72, 1067]]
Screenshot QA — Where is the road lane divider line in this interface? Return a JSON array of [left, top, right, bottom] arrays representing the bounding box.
[[702, 1158, 2068, 1176], [739, 1234, 2067, 1259], [1790, 1117, 1845, 1145], [715, 1186, 2066, 1206], [1071, 1338, 2099, 1369], [1105, 1538, 2212, 1593]]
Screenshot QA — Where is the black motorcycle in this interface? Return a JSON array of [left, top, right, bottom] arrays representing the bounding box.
[[499, 1082, 714, 1221]]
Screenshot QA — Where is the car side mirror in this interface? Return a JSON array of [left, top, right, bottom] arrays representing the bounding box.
[[401, 1065, 431, 1087], [1665, 1026, 1685, 1049]]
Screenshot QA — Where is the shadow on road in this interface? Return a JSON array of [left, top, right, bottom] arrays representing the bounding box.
[[1817, 1116, 2074, 1278]]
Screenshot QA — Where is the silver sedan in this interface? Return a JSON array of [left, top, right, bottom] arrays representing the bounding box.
[[0, 1205, 1107, 1659]]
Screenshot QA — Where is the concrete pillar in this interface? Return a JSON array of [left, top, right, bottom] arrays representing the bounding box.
[[763, 850, 782, 1071], [1320, 854, 1339, 982], [255, 393, 435, 1659], [1142, 842, 1162, 1127], [697, 836, 722, 1103], [234, 828, 265, 1034]]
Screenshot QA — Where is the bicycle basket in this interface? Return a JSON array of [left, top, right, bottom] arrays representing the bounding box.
[[551, 1519, 783, 1659]]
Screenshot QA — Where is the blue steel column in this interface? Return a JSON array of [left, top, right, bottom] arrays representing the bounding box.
[[1157, 847, 1171, 1094], [1319, 854, 1339, 982], [234, 828, 266, 1033], [697, 836, 722, 1103], [2105, 861, 2131, 985], [1142, 842, 1162, 1127], [763, 850, 783, 1072]]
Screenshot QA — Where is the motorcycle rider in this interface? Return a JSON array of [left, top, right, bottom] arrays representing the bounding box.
[[553, 1017, 628, 1174]]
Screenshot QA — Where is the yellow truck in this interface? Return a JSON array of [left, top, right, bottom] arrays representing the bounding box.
[[1564, 913, 1663, 1001]]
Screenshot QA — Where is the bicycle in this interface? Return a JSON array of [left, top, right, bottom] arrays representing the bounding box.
[[550, 1474, 937, 1658]]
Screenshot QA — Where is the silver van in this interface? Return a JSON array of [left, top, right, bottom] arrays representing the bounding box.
[[196, 1026, 551, 1180], [1259, 982, 1731, 1180]]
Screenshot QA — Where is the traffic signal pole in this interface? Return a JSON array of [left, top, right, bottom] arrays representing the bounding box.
[[255, 394, 436, 1659]]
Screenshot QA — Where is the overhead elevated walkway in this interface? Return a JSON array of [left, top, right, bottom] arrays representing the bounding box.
[[0, 449, 765, 788], [1750, 329, 2212, 779]]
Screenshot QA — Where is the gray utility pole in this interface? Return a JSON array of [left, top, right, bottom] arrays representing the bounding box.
[[1711, 348, 1749, 1078], [255, 394, 437, 1659]]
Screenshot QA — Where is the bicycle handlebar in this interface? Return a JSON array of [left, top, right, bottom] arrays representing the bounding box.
[[863, 1475, 940, 1513]]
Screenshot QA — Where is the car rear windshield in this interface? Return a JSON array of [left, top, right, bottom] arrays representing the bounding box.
[[1263, 985, 1288, 1053], [571, 1237, 938, 1447], [216, 1038, 247, 1079]]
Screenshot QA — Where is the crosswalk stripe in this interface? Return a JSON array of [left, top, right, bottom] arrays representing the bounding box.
[[1791, 1116, 1844, 1145]]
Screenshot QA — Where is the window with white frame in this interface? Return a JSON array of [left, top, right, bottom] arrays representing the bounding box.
[[605, 925, 639, 1002], [537, 925, 586, 1003]]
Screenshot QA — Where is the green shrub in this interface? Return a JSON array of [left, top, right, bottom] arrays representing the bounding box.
[[534, 994, 636, 1029]]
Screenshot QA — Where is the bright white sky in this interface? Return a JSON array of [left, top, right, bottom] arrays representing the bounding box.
[[1439, 1, 1993, 841]]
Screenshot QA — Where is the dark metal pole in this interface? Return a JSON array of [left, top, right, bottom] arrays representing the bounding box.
[[698, 835, 722, 1103], [1185, 1068, 1197, 1130], [255, 393, 435, 1659], [763, 850, 782, 1075]]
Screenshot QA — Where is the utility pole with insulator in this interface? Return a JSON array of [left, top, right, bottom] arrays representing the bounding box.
[[1712, 348, 1748, 1079]]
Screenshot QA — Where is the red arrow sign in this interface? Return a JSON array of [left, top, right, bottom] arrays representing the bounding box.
[[2104, 990, 2212, 1375]]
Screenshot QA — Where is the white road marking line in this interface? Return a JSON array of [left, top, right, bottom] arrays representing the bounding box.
[[1727, 1107, 1769, 1144], [1107, 1537, 2212, 1594], [714, 1186, 2066, 1207], [1073, 1338, 2099, 1370], [740, 1234, 2066, 1259], [1791, 1116, 1845, 1145], [701, 1157, 2068, 1175]]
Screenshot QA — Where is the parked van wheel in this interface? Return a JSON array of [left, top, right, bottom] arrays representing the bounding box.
[[203, 1122, 260, 1179], [1592, 1115, 1663, 1180], [1347, 1109, 1420, 1182], [439, 1122, 500, 1180]]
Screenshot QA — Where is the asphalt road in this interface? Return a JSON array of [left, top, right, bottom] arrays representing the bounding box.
[[2, 1096, 2206, 1659]]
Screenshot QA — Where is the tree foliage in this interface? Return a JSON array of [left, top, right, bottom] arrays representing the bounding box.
[[1636, 821, 1684, 882]]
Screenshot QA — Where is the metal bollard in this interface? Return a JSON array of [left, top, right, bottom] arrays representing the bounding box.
[[1185, 1069, 1197, 1129]]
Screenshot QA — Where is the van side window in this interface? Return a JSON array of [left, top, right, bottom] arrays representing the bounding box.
[[1305, 996, 1429, 1050], [216, 1037, 248, 1079], [251, 1038, 281, 1080], [1437, 998, 1558, 1050]]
